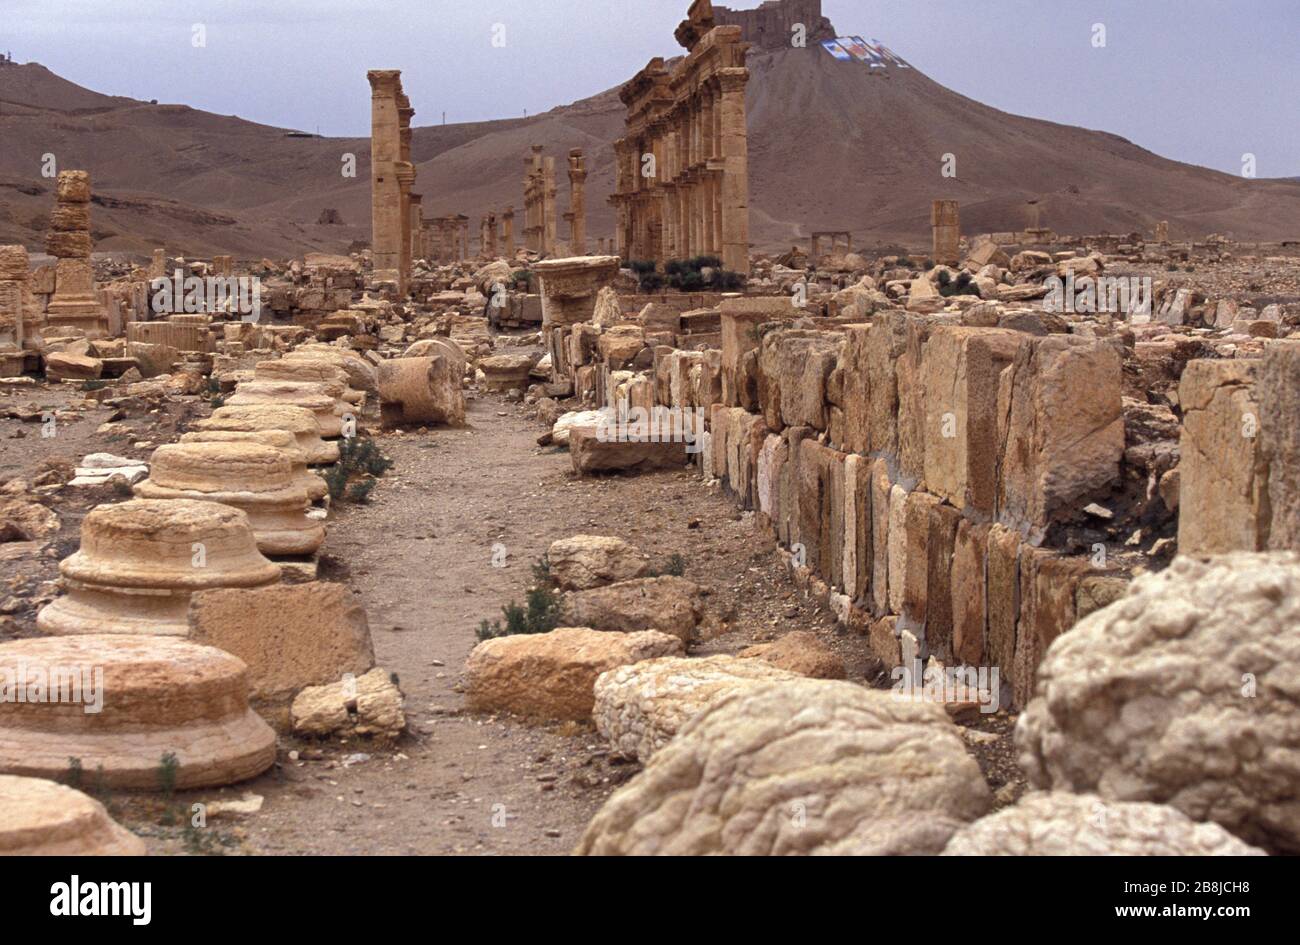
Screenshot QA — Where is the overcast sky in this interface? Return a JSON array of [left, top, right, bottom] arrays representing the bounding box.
[[5, 0, 1298, 176]]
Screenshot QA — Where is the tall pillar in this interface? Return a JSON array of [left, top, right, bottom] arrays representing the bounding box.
[[566, 149, 587, 255], [931, 199, 960, 265], [367, 70, 405, 289], [543, 156, 557, 255], [45, 170, 105, 336], [717, 69, 749, 276], [0, 244, 29, 365], [409, 193, 423, 263], [503, 208, 515, 257]]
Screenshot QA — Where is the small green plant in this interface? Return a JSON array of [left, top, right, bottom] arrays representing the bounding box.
[[476, 557, 561, 640], [936, 269, 980, 298], [157, 752, 180, 825], [647, 552, 686, 577], [326, 435, 393, 503], [64, 756, 84, 791]]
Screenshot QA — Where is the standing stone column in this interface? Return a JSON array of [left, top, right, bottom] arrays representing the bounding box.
[[45, 170, 105, 336], [566, 149, 588, 255], [502, 207, 515, 257], [543, 156, 558, 255], [409, 193, 423, 263], [0, 245, 28, 373], [931, 199, 960, 266], [717, 69, 750, 276], [367, 70, 404, 288], [1155, 220, 1169, 243]]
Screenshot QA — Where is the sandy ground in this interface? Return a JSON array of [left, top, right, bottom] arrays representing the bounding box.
[[1, 378, 1023, 855]]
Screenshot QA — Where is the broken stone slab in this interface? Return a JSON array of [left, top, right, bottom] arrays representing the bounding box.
[[290, 666, 404, 739], [546, 534, 649, 590], [550, 409, 606, 447], [568, 425, 689, 474], [592, 654, 801, 761], [478, 353, 535, 392], [465, 627, 682, 722], [37, 499, 280, 637], [68, 452, 149, 487], [188, 582, 376, 732], [577, 680, 991, 855], [0, 498, 60, 543], [0, 775, 145, 855], [561, 576, 708, 642], [0, 634, 276, 790]]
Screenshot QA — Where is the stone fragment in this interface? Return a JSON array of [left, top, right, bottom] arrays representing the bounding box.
[[546, 535, 649, 590], [568, 425, 688, 474], [578, 680, 991, 855], [737, 630, 846, 678], [197, 404, 338, 465], [1016, 552, 1300, 854], [562, 576, 707, 642], [465, 627, 682, 721], [290, 666, 405, 738]]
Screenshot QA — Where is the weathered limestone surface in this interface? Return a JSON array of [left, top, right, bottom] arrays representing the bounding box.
[[376, 356, 464, 427], [465, 627, 683, 721], [0, 775, 145, 855], [997, 335, 1124, 538], [546, 535, 650, 590], [1017, 552, 1300, 854], [180, 429, 326, 502], [534, 256, 621, 330], [943, 793, 1265, 856], [134, 442, 324, 556], [226, 380, 348, 438], [44, 170, 105, 336], [578, 680, 991, 855], [569, 425, 688, 474], [189, 582, 376, 731], [562, 576, 708, 642], [37, 500, 279, 637], [1258, 341, 1300, 550], [737, 630, 846, 678], [1177, 359, 1264, 554], [592, 655, 802, 761], [0, 635, 276, 790], [931, 199, 960, 265]]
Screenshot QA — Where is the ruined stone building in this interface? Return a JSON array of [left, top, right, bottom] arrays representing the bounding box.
[[610, 0, 751, 275], [523, 146, 557, 255], [45, 170, 105, 336], [711, 0, 835, 51], [367, 70, 415, 293]]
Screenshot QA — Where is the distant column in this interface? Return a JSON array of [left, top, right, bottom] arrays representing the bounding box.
[[717, 69, 749, 276], [503, 207, 515, 257], [566, 149, 587, 255], [45, 170, 105, 336], [543, 156, 558, 255], [931, 199, 960, 265], [367, 70, 405, 288]]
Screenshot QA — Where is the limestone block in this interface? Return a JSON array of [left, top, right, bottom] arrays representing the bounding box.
[[922, 327, 1023, 516], [45, 352, 102, 381], [591, 655, 800, 761], [37, 500, 279, 637], [180, 429, 326, 502], [985, 523, 1021, 678], [255, 358, 361, 404], [720, 297, 792, 407], [376, 356, 465, 427], [951, 519, 990, 665], [0, 775, 145, 855], [869, 459, 892, 614], [478, 353, 535, 392], [562, 576, 708, 642], [886, 484, 909, 614], [1177, 359, 1264, 554], [226, 380, 348, 438], [0, 635, 276, 790], [997, 336, 1124, 538], [1016, 552, 1300, 854], [569, 425, 688, 474], [902, 491, 941, 628], [578, 680, 991, 855], [1258, 341, 1300, 550], [188, 582, 376, 730], [465, 627, 682, 721], [546, 535, 649, 590], [1012, 548, 1089, 708], [924, 502, 962, 658]]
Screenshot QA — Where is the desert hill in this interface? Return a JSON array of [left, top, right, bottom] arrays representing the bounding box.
[[2, 39, 1298, 260]]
